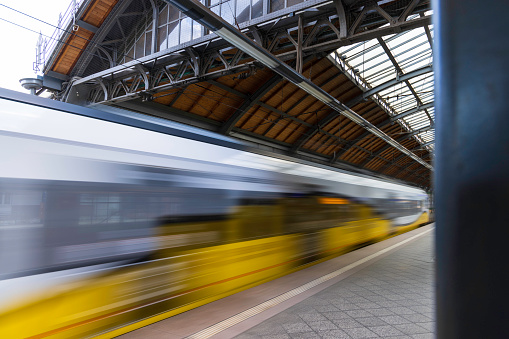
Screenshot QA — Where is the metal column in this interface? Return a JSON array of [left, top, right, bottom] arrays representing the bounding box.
[[435, 0, 509, 338]]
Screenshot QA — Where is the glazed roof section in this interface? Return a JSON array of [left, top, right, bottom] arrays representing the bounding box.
[[332, 11, 434, 152]]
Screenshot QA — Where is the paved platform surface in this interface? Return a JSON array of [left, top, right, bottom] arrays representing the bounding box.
[[120, 225, 435, 339], [234, 228, 435, 339]]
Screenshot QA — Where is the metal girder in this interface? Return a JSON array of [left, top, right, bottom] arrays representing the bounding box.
[[291, 110, 338, 152], [314, 34, 434, 170], [391, 101, 435, 121], [359, 143, 402, 169], [333, 0, 347, 39], [267, 15, 432, 62], [59, 0, 431, 105], [328, 89, 433, 161], [116, 100, 222, 131], [291, 99, 376, 153], [76, 20, 99, 33], [399, 0, 422, 23], [402, 125, 434, 139], [414, 139, 434, 149]]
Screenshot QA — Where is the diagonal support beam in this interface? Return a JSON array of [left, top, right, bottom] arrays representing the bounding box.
[[398, 0, 422, 22], [391, 101, 434, 121], [413, 139, 434, 150], [220, 75, 281, 135], [207, 80, 248, 98], [333, 0, 348, 39]]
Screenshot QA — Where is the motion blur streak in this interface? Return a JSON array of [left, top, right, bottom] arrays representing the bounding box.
[[0, 89, 430, 338]]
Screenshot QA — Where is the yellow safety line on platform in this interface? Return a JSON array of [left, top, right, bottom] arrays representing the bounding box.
[[186, 226, 434, 339]]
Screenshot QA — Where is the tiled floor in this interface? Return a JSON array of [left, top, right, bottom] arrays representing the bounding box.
[[233, 230, 435, 339]]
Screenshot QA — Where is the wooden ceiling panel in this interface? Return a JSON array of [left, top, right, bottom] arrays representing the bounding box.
[[239, 109, 269, 131], [153, 90, 180, 106], [323, 142, 343, 157], [235, 106, 258, 128], [283, 125, 309, 144], [232, 69, 275, 95], [52, 29, 94, 75], [172, 94, 197, 113], [251, 112, 280, 135], [276, 122, 300, 143], [264, 118, 289, 140], [263, 81, 292, 109], [83, 0, 118, 27]]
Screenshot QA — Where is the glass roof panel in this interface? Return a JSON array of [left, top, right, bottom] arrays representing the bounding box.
[[333, 13, 434, 155]]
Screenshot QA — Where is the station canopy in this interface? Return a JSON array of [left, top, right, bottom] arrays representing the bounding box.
[[40, 0, 434, 189]]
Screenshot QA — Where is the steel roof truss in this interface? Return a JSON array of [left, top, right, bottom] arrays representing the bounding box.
[[64, 0, 431, 105]]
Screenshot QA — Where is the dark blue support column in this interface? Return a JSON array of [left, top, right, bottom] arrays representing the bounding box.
[[435, 1, 509, 338]]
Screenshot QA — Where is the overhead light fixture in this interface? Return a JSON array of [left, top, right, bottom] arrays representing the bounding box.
[[297, 81, 333, 104], [216, 27, 279, 69], [342, 111, 365, 125]]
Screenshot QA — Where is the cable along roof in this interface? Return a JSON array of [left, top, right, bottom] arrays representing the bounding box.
[[332, 11, 434, 153]]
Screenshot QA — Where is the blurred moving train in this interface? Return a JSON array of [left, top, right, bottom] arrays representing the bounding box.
[[0, 88, 429, 338]]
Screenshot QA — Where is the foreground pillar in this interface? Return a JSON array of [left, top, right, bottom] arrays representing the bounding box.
[[435, 0, 509, 337]]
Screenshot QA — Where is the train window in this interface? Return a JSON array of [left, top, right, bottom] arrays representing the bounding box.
[[1, 193, 10, 204], [79, 193, 121, 225], [0, 190, 44, 226], [78, 192, 177, 226]]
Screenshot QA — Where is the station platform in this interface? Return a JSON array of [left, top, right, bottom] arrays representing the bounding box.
[[120, 224, 435, 339]]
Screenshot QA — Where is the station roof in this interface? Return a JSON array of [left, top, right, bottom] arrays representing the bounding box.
[[41, 0, 434, 189]]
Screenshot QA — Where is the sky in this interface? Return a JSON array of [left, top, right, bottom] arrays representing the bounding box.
[[0, 0, 71, 92]]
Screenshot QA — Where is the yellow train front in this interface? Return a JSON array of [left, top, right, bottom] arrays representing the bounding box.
[[0, 89, 430, 338]]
